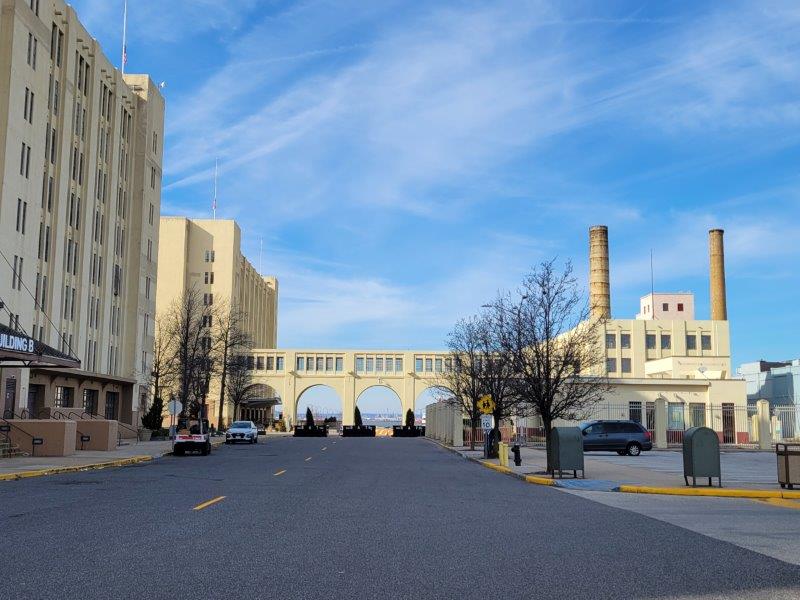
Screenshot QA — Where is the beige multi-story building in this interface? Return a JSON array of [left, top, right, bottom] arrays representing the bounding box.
[[0, 0, 164, 425], [156, 218, 278, 424]]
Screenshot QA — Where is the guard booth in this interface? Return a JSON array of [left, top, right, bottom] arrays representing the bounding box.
[[549, 427, 584, 479], [683, 426, 722, 487]]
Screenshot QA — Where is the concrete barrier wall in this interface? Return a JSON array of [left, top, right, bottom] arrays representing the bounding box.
[[7, 420, 76, 456], [73, 420, 119, 451], [425, 402, 463, 446]]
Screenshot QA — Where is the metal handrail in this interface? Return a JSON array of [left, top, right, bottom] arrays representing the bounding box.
[[66, 410, 140, 445], [2, 410, 29, 420], [0, 416, 43, 456]]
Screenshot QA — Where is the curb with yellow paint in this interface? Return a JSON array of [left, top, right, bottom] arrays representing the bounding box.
[[0, 436, 228, 483], [429, 437, 800, 501], [0, 455, 153, 482]]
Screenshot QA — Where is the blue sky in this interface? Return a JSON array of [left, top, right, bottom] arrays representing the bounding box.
[[74, 0, 800, 412]]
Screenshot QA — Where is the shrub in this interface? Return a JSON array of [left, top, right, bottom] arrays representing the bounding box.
[[354, 406, 363, 427], [306, 407, 315, 428], [405, 409, 415, 428], [141, 396, 164, 431]]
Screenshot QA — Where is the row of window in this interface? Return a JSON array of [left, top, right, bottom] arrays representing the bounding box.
[[606, 357, 632, 374], [297, 356, 345, 373], [606, 332, 713, 351], [51, 386, 119, 419]]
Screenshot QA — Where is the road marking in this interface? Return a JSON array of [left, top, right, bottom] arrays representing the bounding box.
[[321, 447, 327, 451], [305, 457, 312, 461], [274, 469, 286, 476], [756, 498, 800, 510], [193, 496, 226, 511]]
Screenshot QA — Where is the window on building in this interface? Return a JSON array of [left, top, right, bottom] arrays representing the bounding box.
[[606, 358, 617, 373], [677, 303, 684, 312], [686, 335, 697, 350], [366, 357, 374, 372], [246, 356, 255, 370], [356, 357, 364, 372], [425, 358, 432, 372], [54, 386, 73, 408], [435, 358, 443, 372], [646, 334, 656, 350], [83, 389, 98, 414], [306, 357, 313, 371], [276, 356, 285, 371], [629, 401, 642, 424], [415, 358, 423, 372], [385, 358, 393, 372], [376, 357, 383, 372], [396, 358, 403, 372], [256, 356, 264, 370], [661, 334, 671, 350], [662, 302, 669, 311], [316, 357, 324, 371], [296, 356, 304, 371], [621, 357, 631, 373], [701, 334, 712, 351], [105, 392, 118, 420], [335, 357, 343, 372], [689, 403, 706, 427], [668, 403, 685, 430], [605, 334, 616, 349], [620, 333, 630, 349]]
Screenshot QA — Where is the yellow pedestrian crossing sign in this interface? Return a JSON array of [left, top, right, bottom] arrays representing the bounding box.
[[478, 395, 495, 415]]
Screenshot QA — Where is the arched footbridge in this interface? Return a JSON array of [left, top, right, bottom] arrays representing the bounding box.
[[243, 349, 454, 427]]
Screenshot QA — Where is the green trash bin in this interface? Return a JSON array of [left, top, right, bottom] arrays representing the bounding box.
[[549, 427, 584, 479], [683, 426, 721, 487]]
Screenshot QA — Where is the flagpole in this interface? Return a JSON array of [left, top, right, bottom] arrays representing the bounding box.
[[213, 158, 218, 219], [121, 0, 128, 75]]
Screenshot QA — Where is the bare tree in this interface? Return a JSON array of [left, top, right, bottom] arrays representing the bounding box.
[[437, 310, 520, 453], [150, 316, 178, 409], [225, 354, 260, 422], [162, 286, 216, 418], [500, 260, 610, 473], [213, 303, 252, 430]]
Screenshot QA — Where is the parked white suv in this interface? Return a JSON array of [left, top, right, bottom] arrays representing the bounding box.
[[225, 421, 259, 444]]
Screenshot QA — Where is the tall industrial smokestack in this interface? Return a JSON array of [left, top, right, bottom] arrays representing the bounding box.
[[589, 225, 611, 320], [709, 228, 727, 320]]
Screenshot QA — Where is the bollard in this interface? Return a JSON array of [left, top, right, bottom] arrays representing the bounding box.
[[512, 444, 521, 466]]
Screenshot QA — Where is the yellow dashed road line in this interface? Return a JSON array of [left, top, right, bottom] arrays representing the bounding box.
[[193, 496, 226, 511]]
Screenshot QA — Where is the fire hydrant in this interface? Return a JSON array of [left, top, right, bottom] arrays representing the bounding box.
[[512, 444, 522, 466]]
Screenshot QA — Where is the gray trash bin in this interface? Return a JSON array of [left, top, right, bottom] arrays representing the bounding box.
[[549, 427, 584, 479], [683, 426, 721, 487], [777, 443, 800, 489]]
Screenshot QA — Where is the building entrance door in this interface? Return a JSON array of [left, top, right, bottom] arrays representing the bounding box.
[[4, 377, 17, 416]]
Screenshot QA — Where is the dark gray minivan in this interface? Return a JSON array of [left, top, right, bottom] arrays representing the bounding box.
[[580, 420, 653, 456]]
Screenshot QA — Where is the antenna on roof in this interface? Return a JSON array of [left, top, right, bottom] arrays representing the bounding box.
[[650, 248, 656, 319], [212, 158, 218, 219]]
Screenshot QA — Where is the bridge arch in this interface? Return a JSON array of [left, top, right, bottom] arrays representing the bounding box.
[[415, 384, 455, 416], [295, 383, 343, 427], [355, 384, 404, 425]]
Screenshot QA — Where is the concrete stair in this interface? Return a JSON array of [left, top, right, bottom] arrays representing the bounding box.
[[0, 441, 27, 458]]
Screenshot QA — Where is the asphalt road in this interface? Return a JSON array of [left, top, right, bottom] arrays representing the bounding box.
[[1, 437, 799, 600]]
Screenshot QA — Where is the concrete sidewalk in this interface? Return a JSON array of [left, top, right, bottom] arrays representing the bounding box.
[[451, 444, 793, 495], [0, 436, 228, 480]]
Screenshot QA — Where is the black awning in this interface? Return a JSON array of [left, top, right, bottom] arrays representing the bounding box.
[[240, 397, 281, 409], [0, 324, 81, 369]]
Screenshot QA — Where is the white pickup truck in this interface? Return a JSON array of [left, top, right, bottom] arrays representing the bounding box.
[[173, 418, 212, 456]]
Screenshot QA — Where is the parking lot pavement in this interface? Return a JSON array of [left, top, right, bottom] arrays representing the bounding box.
[[563, 488, 800, 567], [454, 445, 783, 490]]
